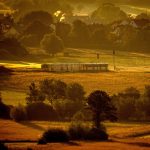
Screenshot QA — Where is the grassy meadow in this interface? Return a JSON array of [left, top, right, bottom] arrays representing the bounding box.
[[0, 119, 150, 150], [0, 48, 150, 149], [0, 48, 150, 106]]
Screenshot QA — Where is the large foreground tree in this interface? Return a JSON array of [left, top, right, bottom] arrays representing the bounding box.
[[87, 90, 117, 129]]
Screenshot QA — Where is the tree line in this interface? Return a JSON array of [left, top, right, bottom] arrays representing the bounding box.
[[0, 79, 150, 122], [1, 1, 150, 59]]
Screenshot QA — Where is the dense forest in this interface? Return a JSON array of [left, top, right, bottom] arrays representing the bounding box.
[[0, 0, 150, 59]]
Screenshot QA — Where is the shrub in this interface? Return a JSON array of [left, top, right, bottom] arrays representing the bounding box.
[[0, 142, 8, 150], [68, 123, 89, 140], [54, 100, 83, 121], [37, 138, 47, 145], [0, 98, 11, 119], [10, 105, 27, 122], [68, 123, 108, 141], [72, 111, 85, 122], [86, 128, 108, 141], [41, 128, 69, 143], [0, 37, 28, 57], [0, 66, 13, 75], [26, 102, 58, 121]]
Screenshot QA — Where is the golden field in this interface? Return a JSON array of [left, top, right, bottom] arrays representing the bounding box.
[[0, 120, 150, 150], [1, 71, 150, 106]]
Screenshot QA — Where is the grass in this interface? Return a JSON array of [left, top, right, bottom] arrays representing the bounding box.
[[0, 48, 150, 71], [1, 71, 149, 106], [1, 90, 26, 106], [0, 119, 150, 150], [0, 48, 149, 106], [0, 120, 150, 141]]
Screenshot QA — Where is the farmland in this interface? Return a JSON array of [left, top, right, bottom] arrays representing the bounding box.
[[0, 49, 150, 149], [0, 48, 150, 106], [0, 119, 150, 150]]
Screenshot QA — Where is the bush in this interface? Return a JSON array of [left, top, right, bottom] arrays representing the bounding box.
[[0, 142, 8, 150], [86, 128, 108, 141], [41, 128, 69, 143], [10, 105, 27, 122], [37, 138, 47, 145], [68, 123, 108, 141], [68, 123, 89, 140], [26, 102, 58, 121], [72, 111, 85, 122], [0, 66, 13, 75], [0, 37, 28, 57], [54, 100, 83, 121], [0, 98, 11, 119]]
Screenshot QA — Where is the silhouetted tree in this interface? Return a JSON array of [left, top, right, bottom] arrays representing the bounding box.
[[40, 79, 67, 105], [41, 33, 64, 56], [26, 82, 45, 104], [87, 90, 117, 129]]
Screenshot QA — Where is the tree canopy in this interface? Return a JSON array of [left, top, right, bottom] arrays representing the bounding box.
[[87, 90, 117, 128], [41, 33, 64, 56]]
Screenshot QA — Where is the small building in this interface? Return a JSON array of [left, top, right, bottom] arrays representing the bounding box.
[[41, 63, 109, 72]]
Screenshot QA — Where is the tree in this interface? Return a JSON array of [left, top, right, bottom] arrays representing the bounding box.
[[91, 3, 127, 24], [0, 92, 11, 119], [40, 79, 67, 105], [26, 82, 45, 104], [21, 20, 53, 46], [70, 20, 90, 47], [20, 10, 53, 26], [87, 90, 117, 129], [55, 22, 71, 45], [67, 83, 85, 101], [41, 33, 64, 56], [118, 87, 140, 99], [144, 85, 150, 99], [0, 13, 13, 37]]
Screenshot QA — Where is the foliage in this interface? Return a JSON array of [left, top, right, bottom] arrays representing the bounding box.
[[118, 87, 140, 99], [20, 34, 41, 47], [67, 82, 85, 101], [113, 87, 140, 120], [10, 104, 27, 122], [55, 22, 71, 45], [26, 82, 45, 104], [41, 128, 69, 143], [68, 122, 89, 140], [0, 66, 13, 75], [144, 85, 150, 99], [54, 99, 83, 121], [70, 20, 90, 47], [68, 122, 108, 140], [0, 94, 11, 119], [87, 90, 117, 128], [20, 10, 53, 26], [0, 13, 13, 36], [72, 111, 85, 122], [92, 3, 127, 24], [0, 142, 8, 150], [37, 138, 47, 145], [40, 79, 67, 105], [86, 127, 108, 141], [26, 102, 58, 121], [41, 33, 64, 56], [0, 37, 28, 57]]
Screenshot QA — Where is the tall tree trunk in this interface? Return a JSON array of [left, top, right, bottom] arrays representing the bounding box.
[[93, 111, 100, 129]]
